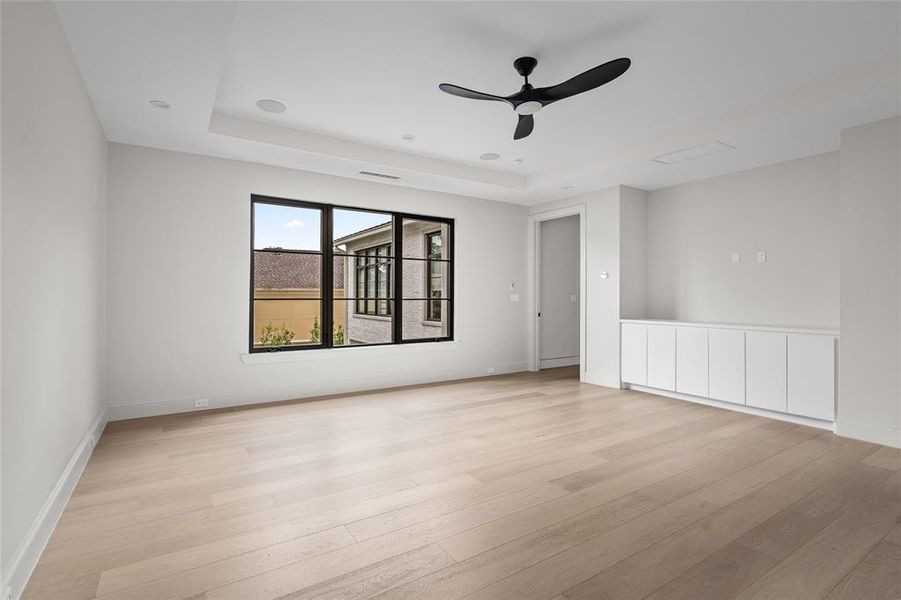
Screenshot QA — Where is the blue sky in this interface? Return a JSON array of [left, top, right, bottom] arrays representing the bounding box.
[[254, 204, 390, 250]]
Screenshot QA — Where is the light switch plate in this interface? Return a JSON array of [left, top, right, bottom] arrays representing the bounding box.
[[570, 294, 578, 303], [731, 252, 740, 264], [756, 250, 766, 263]]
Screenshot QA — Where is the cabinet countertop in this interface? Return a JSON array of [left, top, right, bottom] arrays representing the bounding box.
[[620, 319, 839, 337]]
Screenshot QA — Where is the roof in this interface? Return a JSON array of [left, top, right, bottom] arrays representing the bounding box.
[[333, 221, 391, 246], [253, 250, 344, 290]]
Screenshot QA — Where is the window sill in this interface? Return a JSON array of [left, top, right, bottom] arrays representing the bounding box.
[[353, 314, 392, 322], [241, 340, 460, 365]]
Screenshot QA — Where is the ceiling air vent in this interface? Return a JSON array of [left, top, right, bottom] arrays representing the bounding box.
[[652, 140, 735, 165], [359, 170, 401, 180]]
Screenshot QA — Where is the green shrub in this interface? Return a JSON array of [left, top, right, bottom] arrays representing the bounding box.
[[310, 317, 321, 344], [258, 322, 294, 346], [311, 318, 345, 345]]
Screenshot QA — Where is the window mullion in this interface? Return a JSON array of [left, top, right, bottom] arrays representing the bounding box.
[[392, 214, 403, 343], [322, 206, 334, 348]]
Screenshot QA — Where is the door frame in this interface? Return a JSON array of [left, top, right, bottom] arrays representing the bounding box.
[[528, 204, 587, 381]]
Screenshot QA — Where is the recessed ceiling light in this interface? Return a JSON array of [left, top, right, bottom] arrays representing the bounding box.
[[149, 100, 169, 109], [256, 99, 287, 114], [513, 158, 524, 164], [480, 152, 500, 161], [401, 134, 416, 142], [562, 185, 575, 191]]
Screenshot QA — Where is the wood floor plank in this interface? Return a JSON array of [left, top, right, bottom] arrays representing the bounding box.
[[20, 368, 901, 600], [641, 542, 778, 600], [824, 540, 901, 600], [560, 441, 885, 600], [455, 435, 840, 600], [732, 470, 901, 600]]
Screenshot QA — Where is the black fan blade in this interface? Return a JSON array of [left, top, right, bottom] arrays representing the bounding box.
[[439, 83, 510, 104], [535, 57, 631, 104], [514, 114, 534, 140]]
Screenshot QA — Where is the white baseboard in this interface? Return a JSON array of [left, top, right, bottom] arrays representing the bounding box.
[[1, 409, 108, 600], [108, 361, 530, 420], [626, 384, 835, 432], [835, 418, 901, 449], [539, 356, 580, 369]]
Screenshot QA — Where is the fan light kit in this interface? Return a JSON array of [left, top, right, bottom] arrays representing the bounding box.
[[440, 55, 630, 140], [256, 99, 287, 114]]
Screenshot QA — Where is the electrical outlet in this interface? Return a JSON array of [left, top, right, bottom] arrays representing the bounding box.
[[756, 250, 766, 263], [194, 398, 209, 408], [509, 293, 520, 302], [486, 367, 497, 374]]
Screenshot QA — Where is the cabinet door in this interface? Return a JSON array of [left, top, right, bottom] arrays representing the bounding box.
[[746, 331, 787, 412], [620, 324, 647, 385], [787, 334, 835, 421], [676, 327, 708, 397], [647, 325, 676, 391], [708, 329, 745, 404]]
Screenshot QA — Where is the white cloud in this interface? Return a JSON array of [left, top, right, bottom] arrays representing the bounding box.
[[284, 219, 305, 229]]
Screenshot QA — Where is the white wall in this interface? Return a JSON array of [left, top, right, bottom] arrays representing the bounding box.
[[106, 144, 529, 419], [1, 3, 109, 597], [620, 186, 648, 320], [647, 152, 840, 329], [838, 117, 901, 448], [530, 186, 644, 388], [539, 215, 579, 365]]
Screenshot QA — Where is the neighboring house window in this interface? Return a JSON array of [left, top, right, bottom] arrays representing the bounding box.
[[425, 232, 442, 321], [355, 244, 391, 316], [250, 194, 454, 352]]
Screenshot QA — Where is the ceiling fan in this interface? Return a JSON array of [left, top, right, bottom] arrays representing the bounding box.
[[439, 56, 631, 140]]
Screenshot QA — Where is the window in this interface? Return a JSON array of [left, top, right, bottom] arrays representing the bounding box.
[[425, 232, 442, 321], [355, 244, 391, 317], [250, 195, 453, 352]]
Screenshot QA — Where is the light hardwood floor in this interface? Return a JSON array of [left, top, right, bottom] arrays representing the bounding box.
[[23, 367, 901, 599]]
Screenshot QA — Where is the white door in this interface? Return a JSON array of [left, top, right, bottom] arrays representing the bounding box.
[[647, 325, 676, 391], [787, 334, 835, 421], [709, 328, 745, 404], [621, 324, 647, 385], [676, 327, 708, 397], [539, 216, 580, 368], [746, 331, 787, 412]]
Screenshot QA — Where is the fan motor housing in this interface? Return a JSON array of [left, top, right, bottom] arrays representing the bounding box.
[[514, 56, 538, 78]]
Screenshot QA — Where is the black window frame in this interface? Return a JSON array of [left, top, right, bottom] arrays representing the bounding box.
[[250, 194, 454, 353], [354, 243, 392, 317], [425, 231, 443, 322]]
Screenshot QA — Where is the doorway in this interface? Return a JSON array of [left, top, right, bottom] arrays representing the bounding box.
[[531, 208, 585, 377]]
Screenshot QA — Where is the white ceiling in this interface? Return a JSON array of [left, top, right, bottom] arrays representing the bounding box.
[[55, 1, 900, 205]]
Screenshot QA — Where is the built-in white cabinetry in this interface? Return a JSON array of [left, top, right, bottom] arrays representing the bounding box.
[[787, 334, 835, 421], [746, 332, 787, 412], [676, 327, 708, 397], [620, 320, 837, 427], [621, 324, 647, 385], [647, 325, 676, 391], [708, 328, 745, 404]]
